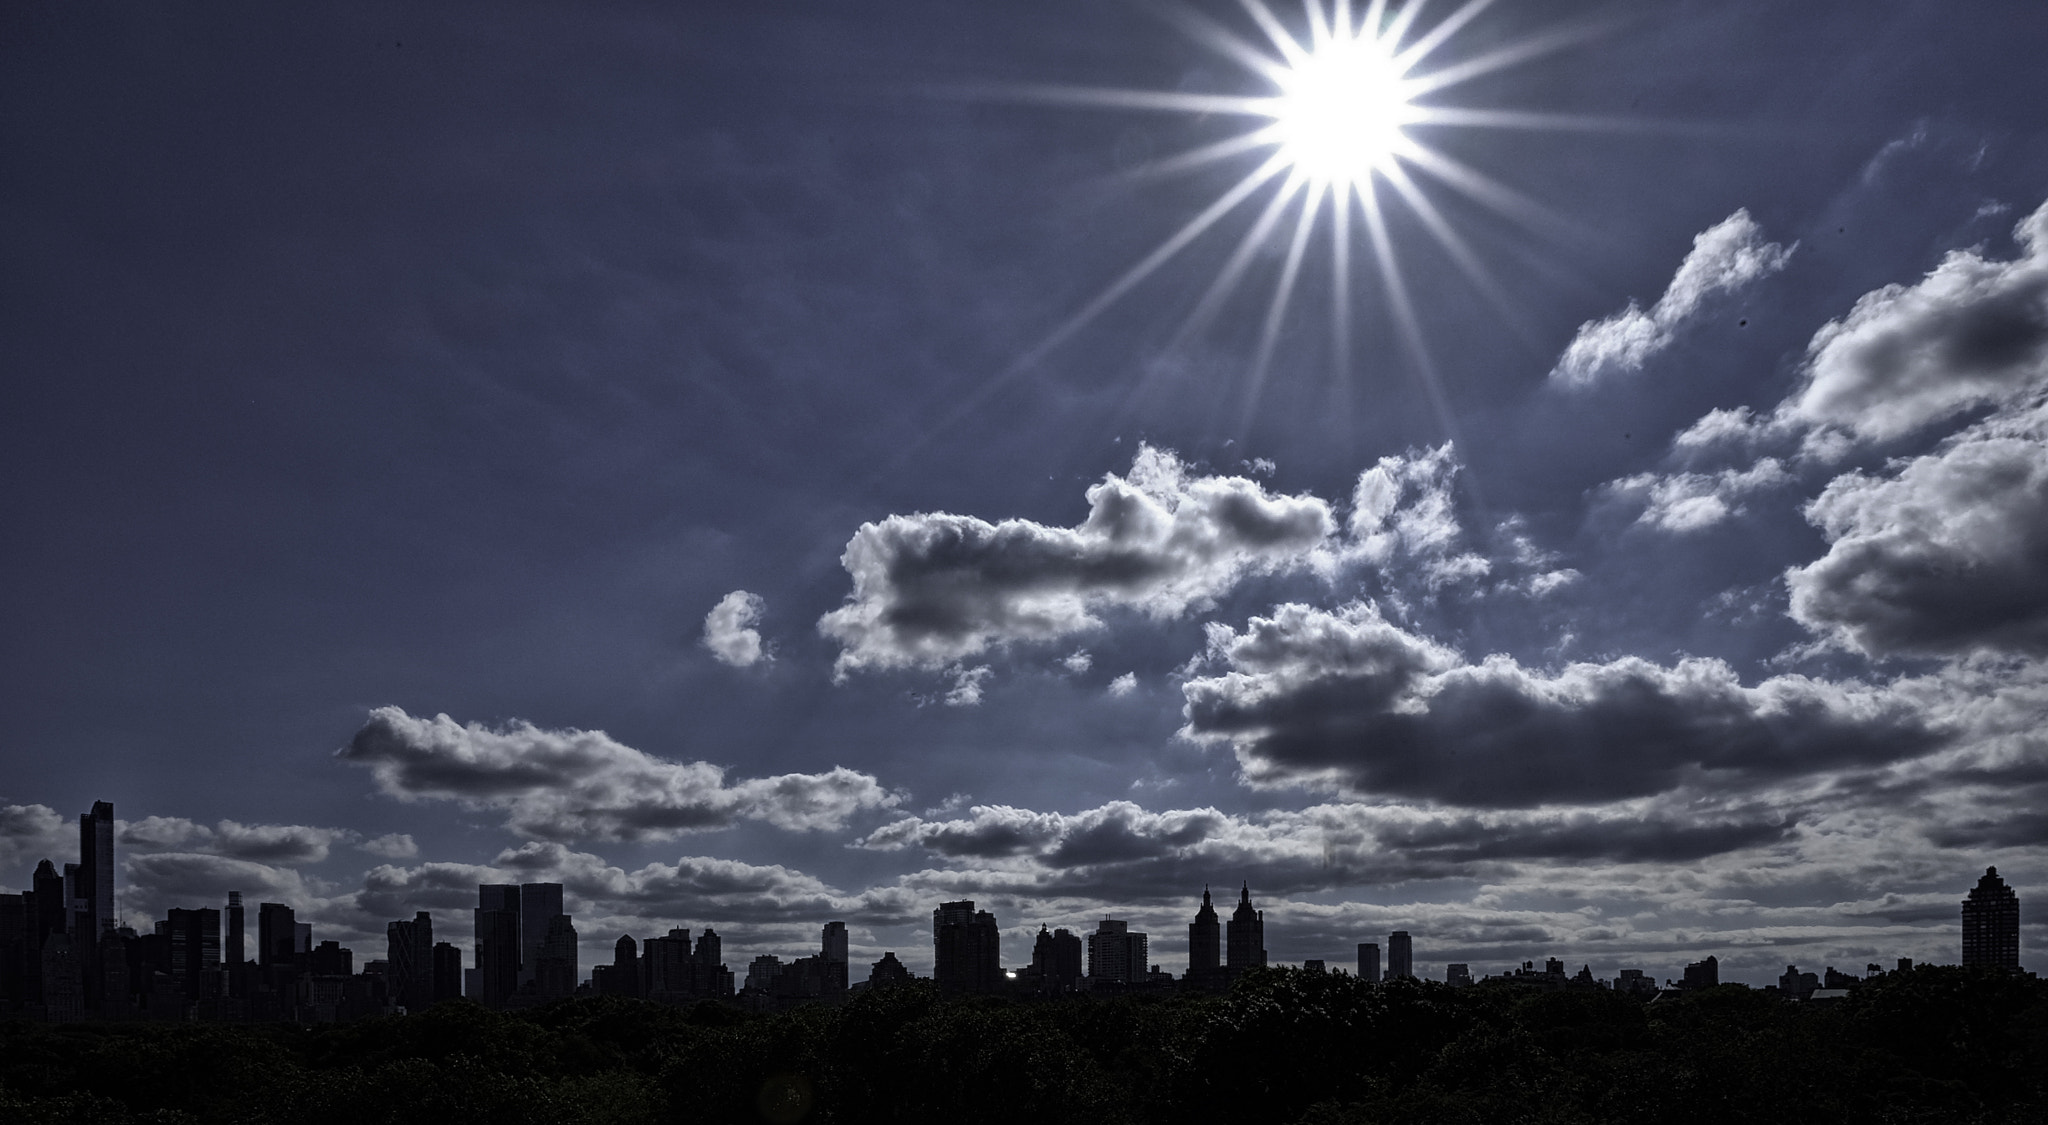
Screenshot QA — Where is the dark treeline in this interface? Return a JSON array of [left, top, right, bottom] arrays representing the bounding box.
[[2, 966, 2043, 1124]]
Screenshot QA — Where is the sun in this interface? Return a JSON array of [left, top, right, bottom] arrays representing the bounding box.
[[1269, 23, 1416, 189], [964, 0, 1619, 423]]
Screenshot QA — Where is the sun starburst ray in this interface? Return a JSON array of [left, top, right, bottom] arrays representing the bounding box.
[[1175, 173, 1311, 347], [1299, 0, 1325, 47], [1395, 141, 1591, 243], [994, 85, 1275, 117], [1407, 107, 1652, 132], [1014, 153, 1292, 372], [1377, 159, 1540, 348], [1116, 126, 1287, 184], [1234, 0, 1311, 66], [1330, 178, 1353, 376], [1402, 22, 1617, 98], [1392, 0, 1497, 72], [1358, 179, 1458, 443], [1144, 0, 1291, 83], [1251, 182, 1324, 390], [1379, 0, 1433, 54]]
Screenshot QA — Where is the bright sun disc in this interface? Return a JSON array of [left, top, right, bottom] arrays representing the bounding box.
[[1272, 33, 1413, 186]]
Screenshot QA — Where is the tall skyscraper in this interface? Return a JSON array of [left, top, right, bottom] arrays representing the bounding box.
[[517, 883, 564, 989], [387, 911, 435, 1011], [475, 884, 521, 1007], [78, 802, 113, 941], [1188, 887, 1221, 978], [932, 900, 1001, 993], [821, 921, 849, 999], [1029, 925, 1084, 993], [1226, 884, 1266, 974], [257, 903, 297, 967], [1388, 931, 1413, 979], [1357, 942, 1381, 982], [1962, 866, 2021, 969], [1086, 919, 1148, 985], [225, 892, 245, 967]]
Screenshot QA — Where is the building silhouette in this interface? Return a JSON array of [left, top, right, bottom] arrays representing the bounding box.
[[257, 903, 297, 967], [1181, 887, 1224, 988], [164, 907, 220, 1000], [1681, 955, 1720, 990], [1024, 925, 1084, 994], [517, 883, 564, 991], [1226, 884, 1266, 974], [1962, 866, 2020, 969], [933, 900, 1002, 993], [1446, 963, 1471, 986], [431, 941, 464, 1002], [387, 911, 434, 1011], [868, 951, 911, 989], [474, 885, 521, 1006], [1357, 942, 1381, 982], [1388, 931, 1413, 979], [1086, 919, 1148, 986], [77, 801, 113, 1005]]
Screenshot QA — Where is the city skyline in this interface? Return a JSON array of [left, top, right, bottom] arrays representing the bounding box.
[[2, 801, 2025, 1009], [5, 0, 2048, 992]]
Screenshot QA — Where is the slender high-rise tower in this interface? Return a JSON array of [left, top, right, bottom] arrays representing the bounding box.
[[1188, 887, 1221, 978], [1226, 883, 1266, 974], [78, 802, 113, 940], [1357, 942, 1381, 982], [1962, 867, 2021, 969]]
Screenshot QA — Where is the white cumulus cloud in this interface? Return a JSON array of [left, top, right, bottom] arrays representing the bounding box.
[[1551, 210, 1793, 388], [702, 590, 770, 667]]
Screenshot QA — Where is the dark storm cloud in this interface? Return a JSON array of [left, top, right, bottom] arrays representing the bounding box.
[[1181, 602, 1937, 806], [820, 445, 1334, 675], [337, 707, 896, 842], [1376, 810, 1796, 864], [1788, 402, 2048, 657]]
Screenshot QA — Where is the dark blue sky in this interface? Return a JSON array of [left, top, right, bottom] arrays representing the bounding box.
[[5, 0, 2046, 982]]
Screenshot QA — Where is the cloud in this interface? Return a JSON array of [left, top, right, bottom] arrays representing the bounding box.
[[1551, 210, 1793, 388], [118, 816, 353, 865], [702, 590, 770, 667], [852, 796, 1801, 910], [943, 664, 991, 707], [1785, 199, 2048, 442], [1787, 401, 2048, 657], [819, 444, 1334, 675], [1108, 672, 1138, 696], [123, 852, 319, 924], [1605, 457, 1793, 533], [337, 706, 897, 842], [1062, 649, 1093, 674], [487, 841, 858, 925], [1180, 602, 1938, 807], [0, 803, 69, 875], [359, 832, 419, 860]]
